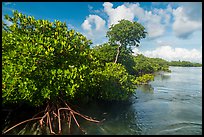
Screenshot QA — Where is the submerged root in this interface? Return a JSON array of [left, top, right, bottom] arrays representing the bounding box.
[[2, 99, 103, 135]]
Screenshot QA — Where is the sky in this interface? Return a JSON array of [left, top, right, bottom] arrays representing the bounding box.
[[2, 2, 202, 63]]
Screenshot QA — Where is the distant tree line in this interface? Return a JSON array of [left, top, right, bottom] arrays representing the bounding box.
[[168, 60, 202, 67]]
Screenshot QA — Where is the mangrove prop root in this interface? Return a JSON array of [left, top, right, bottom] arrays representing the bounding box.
[[2, 117, 42, 134], [2, 100, 104, 135], [39, 112, 48, 127], [47, 112, 56, 135], [68, 112, 72, 134], [71, 111, 86, 134], [46, 114, 49, 126], [52, 111, 58, 118], [58, 108, 62, 134]]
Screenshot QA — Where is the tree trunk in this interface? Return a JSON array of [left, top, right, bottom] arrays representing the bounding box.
[[114, 44, 121, 63]]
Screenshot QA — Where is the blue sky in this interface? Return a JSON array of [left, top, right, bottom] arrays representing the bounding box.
[[2, 2, 202, 63]]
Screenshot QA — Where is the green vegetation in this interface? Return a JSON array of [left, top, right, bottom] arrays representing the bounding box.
[[106, 19, 147, 63], [132, 54, 171, 76], [132, 74, 154, 85], [2, 10, 96, 106], [2, 11, 171, 135], [168, 60, 202, 67]]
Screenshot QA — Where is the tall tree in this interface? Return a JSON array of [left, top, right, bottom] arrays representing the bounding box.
[[106, 19, 147, 63]]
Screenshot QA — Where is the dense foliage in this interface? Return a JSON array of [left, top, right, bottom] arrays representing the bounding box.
[[91, 63, 136, 101], [92, 43, 171, 87], [2, 11, 98, 106], [2, 11, 175, 108], [132, 54, 171, 76], [132, 74, 154, 85], [93, 44, 170, 74], [92, 43, 135, 74], [168, 60, 202, 67], [2, 11, 139, 106]]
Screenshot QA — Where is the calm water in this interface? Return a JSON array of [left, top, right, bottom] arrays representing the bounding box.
[[4, 66, 202, 135], [76, 66, 202, 135]]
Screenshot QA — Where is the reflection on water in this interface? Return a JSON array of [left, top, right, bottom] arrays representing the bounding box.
[[155, 71, 171, 80], [68, 100, 143, 135], [3, 67, 202, 135], [137, 84, 154, 93]]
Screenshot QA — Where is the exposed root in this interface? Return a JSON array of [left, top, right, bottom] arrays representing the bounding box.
[[2, 99, 104, 135], [68, 112, 72, 134], [2, 117, 42, 134], [71, 111, 86, 134], [47, 112, 56, 135], [57, 107, 62, 134]]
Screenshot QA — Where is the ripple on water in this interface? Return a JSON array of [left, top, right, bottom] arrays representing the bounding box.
[[156, 122, 202, 135]]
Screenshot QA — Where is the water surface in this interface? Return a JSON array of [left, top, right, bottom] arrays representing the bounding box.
[[78, 66, 202, 135]]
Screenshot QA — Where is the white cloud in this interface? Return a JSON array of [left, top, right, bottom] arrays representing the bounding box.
[[82, 19, 92, 31], [128, 3, 167, 38], [172, 3, 202, 39], [82, 2, 202, 47], [103, 2, 172, 39], [153, 4, 173, 26], [145, 22, 165, 39], [139, 46, 202, 63], [81, 14, 107, 45], [155, 40, 172, 46], [103, 2, 135, 27], [82, 15, 106, 32], [102, 2, 202, 40]]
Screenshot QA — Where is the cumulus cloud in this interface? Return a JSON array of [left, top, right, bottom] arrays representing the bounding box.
[[82, 2, 202, 45], [102, 2, 202, 39], [155, 40, 172, 46], [81, 14, 107, 45], [153, 4, 173, 26], [82, 15, 106, 32], [103, 2, 172, 39], [139, 46, 202, 63], [172, 2, 202, 39], [103, 2, 135, 26]]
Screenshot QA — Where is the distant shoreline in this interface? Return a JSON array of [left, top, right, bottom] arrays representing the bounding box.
[[168, 60, 202, 67]]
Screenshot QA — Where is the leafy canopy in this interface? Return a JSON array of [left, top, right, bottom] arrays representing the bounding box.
[[2, 10, 96, 106], [106, 19, 147, 51], [2, 11, 139, 106]]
